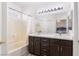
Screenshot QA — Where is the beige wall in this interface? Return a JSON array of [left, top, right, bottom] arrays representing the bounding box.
[[7, 19, 27, 52], [7, 3, 28, 53]]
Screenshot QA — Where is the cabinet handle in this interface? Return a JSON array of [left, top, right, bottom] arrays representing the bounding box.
[[42, 49, 47, 51], [43, 40, 47, 41], [61, 47, 62, 52], [58, 46, 59, 52], [42, 44, 47, 46]]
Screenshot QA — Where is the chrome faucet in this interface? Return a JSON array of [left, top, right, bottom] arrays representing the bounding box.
[[58, 31, 62, 35]]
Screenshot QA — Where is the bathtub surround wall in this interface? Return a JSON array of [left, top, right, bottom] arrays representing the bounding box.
[[0, 2, 35, 56], [7, 3, 29, 55]]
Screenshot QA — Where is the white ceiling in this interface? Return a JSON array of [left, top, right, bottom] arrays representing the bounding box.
[[12, 2, 73, 17], [13, 2, 72, 11], [14, 2, 62, 9]]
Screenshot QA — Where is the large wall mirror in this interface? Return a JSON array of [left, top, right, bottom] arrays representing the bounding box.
[[68, 11, 73, 31], [56, 11, 73, 34], [56, 19, 67, 34]]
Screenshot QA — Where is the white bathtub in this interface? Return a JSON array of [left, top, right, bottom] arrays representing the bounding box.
[[7, 44, 28, 56]]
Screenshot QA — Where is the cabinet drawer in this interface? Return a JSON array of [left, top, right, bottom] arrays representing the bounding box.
[[33, 50, 40, 55], [41, 49, 49, 56], [41, 38, 49, 42], [41, 52, 48, 56], [41, 48, 48, 52], [41, 46, 49, 50], [41, 38, 49, 45], [41, 42, 49, 47], [41, 39, 48, 42], [41, 45, 49, 56]]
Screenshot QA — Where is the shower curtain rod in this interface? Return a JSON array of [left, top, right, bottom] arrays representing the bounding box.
[[8, 7, 33, 17], [8, 7, 25, 14]]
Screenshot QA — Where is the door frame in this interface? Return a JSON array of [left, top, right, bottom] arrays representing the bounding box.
[[73, 2, 79, 56], [1, 2, 8, 56]]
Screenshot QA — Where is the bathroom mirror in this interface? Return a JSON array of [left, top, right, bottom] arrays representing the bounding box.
[[68, 11, 73, 30], [68, 16, 72, 30], [56, 19, 67, 34], [35, 21, 42, 34], [56, 10, 73, 34]]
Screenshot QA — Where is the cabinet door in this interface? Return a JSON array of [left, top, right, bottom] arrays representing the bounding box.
[[29, 37, 34, 54], [50, 44, 59, 56], [50, 39, 60, 56], [60, 40, 73, 56], [60, 46, 72, 56], [33, 37, 40, 55]]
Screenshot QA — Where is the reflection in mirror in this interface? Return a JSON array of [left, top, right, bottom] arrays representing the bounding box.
[[56, 19, 67, 34], [67, 11, 73, 35], [35, 22, 42, 34], [68, 11, 73, 30], [68, 17, 72, 30]]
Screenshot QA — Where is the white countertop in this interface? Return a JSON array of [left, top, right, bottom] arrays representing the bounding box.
[[29, 33, 73, 40]]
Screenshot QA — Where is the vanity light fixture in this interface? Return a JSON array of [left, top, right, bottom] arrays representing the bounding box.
[[51, 9, 53, 11], [44, 10, 47, 13], [38, 7, 63, 14]]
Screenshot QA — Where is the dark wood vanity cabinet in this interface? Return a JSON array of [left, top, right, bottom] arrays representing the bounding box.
[[29, 36, 73, 56]]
